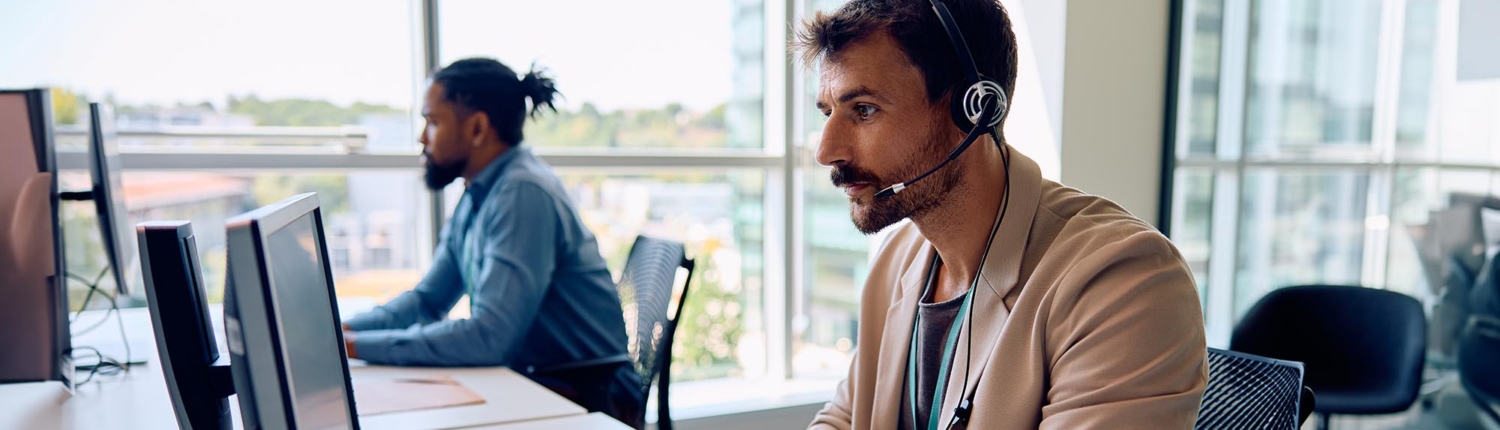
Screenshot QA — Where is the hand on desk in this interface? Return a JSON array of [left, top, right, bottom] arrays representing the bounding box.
[[343, 329, 360, 360]]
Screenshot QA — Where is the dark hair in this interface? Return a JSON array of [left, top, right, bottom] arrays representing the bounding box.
[[794, 0, 1018, 111], [432, 57, 559, 145]]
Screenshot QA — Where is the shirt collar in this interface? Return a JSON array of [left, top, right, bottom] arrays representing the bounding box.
[[466, 145, 529, 195]]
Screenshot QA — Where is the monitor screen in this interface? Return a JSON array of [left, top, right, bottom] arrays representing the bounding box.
[[90, 103, 136, 295], [265, 212, 353, 430]]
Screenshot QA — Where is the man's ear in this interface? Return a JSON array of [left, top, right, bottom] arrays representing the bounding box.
[[466, 111, 492, 147]]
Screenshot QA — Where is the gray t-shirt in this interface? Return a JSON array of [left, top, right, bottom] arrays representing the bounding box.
[[899, 258, 969, 430]]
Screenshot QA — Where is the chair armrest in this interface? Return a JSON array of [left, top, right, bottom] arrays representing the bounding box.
[[1298, 386, 1317, 426]]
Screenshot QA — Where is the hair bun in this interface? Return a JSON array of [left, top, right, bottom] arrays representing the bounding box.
[[520, 65, 558, 118]]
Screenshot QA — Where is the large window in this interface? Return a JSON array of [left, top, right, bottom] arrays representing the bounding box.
[[1165, 0, 1500, 359], [1, 0, 424, 305]]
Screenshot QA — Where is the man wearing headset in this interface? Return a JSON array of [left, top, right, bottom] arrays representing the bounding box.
[[797, 1, 1207, 429]]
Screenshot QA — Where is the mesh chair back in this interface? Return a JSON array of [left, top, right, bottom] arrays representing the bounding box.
[[616, 236, 693, 406], [1197, 348, 1306, 430]]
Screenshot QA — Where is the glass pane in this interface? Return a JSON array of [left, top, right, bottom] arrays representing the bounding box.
[[60, 170, 431, 312], [796, 0, 849, 150], [1169, 168, 1215, 310], [795, 171, 876, 378], [554, 169, 767, 383], [1387, 168, 1435, 300], [439, 0, 764, 150], [1234, 169, 1371, 318], [1394, 0, 1440, 154], [0, 1, 417, 154], [1177, 0, 1225, 158], [1245, 0, 1384, 158]]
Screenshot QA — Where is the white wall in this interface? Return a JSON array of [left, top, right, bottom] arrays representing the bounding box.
[[1058, 0, 1172, 226], [1001, 0, 1066, 181]]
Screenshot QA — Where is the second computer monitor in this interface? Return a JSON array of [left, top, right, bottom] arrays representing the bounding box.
[[223, 192, 359, 430], [89, 102, 136, 295]]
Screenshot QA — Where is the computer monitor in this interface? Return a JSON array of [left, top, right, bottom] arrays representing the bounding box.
[[0, 88, 71, 385], [89, 102, 137, 296], [223, 193, 359, 430], [138, 221, 234, 430]]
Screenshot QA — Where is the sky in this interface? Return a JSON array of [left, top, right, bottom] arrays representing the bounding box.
[[0, 0, 742, 111]]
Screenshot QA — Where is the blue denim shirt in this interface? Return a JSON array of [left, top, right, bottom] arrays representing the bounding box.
[[345, 146, 627, 369]]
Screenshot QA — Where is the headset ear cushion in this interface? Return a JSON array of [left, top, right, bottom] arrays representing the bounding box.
[[950, 86, 976, 131], [950, 78, 1007, 132]]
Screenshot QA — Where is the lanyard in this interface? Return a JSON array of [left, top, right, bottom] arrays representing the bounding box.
[[907, 260, 977, 430], [455, 192, 481, 305]]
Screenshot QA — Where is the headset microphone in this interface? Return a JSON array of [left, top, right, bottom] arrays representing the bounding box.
[[872, 95, 1000, 199]]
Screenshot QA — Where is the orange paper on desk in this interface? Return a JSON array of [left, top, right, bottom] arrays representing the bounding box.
[[353, 375, 486, 416]]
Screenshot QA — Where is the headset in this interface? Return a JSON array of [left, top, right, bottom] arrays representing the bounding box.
[[872, 0, 1009, 200], [887, 1, 1012, 429]]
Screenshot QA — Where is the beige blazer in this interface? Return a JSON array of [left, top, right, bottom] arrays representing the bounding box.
[[809, 148, 1207, 430]]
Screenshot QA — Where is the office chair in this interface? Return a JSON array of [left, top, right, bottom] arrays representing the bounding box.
[[616, 236, 694, 430], [1230, 285, 1426, 430], [1459, 315, 1500, 426], [530, 236, 695, 430], [1196, 348, 1315, 430]]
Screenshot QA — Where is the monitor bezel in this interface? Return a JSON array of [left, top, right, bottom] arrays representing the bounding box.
[[225, 192, 360, 429]]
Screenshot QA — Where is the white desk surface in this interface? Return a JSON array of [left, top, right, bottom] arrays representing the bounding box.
[[0, 306, 599, 430], [467, 412, 633, 430]]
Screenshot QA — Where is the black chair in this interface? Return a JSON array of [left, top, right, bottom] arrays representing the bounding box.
[[615, 236, 696, 430], [1197, 348, 1315, 430], [524, 236, 695, 429], [1230, 285, 1427, 430], [1459, 315, 1500, 425]]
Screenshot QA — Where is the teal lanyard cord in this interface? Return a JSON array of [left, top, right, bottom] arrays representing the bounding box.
[[905, 139, 1012, 430], [455, 194, 480, 308], [907, 271, 978, 430]]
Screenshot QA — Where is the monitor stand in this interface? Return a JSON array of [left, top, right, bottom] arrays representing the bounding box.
[[199, 356, 236, 430]]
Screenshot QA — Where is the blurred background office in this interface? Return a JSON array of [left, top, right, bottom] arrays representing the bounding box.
[[2, 0, 1497, 428]]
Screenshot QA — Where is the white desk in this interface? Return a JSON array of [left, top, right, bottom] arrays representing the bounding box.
[[0, 307, 602, 430], [469, 412, 632, 430]]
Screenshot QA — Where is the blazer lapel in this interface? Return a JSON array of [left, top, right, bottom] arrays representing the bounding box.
[[936, 146, 1043, 427], [871, 241, 935, 430]]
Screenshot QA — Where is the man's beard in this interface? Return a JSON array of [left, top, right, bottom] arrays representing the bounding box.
[[831, 123, 963, 235], [423, 150, 466, 190]]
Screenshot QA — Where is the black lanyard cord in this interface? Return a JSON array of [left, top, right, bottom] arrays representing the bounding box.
[[950, 136, 1011, 427]]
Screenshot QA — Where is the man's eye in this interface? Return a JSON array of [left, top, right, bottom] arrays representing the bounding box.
[[855, 105, 877, 120]]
